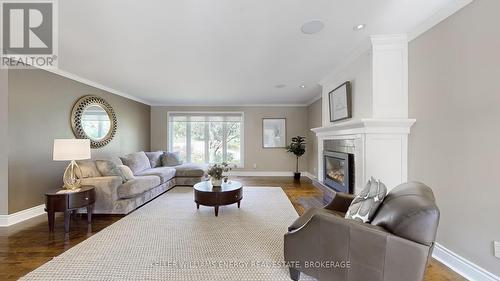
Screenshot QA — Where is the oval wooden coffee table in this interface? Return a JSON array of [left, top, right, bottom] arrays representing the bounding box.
[[194, 180, 243, 217]]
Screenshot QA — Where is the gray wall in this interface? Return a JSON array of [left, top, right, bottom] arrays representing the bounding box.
[[307, 98, 322, 176], [0, 70, 8, 215], [151, 106, 309, 172], [409, 0, 500, 276], [8, 69, 151, 214]]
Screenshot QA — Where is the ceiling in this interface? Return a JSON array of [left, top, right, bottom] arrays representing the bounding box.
[[57, 0, 468, 106]]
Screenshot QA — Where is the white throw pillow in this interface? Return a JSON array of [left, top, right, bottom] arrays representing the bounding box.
[[345, 177, 387, 223], [118, 165, 135, 181]]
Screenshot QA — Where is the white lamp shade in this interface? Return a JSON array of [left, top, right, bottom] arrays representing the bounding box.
[[53, 139, 91, 161]]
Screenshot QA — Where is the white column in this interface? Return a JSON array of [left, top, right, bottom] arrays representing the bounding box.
[[0, 69, 8, 215], [371, 35, 409, 118]]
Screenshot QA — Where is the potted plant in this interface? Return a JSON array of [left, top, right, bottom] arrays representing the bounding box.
[[287, 136, 306, 180], [207, 162, 232, 186]]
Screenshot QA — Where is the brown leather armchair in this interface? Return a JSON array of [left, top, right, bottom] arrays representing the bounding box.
[[284, 182, 440, 281]]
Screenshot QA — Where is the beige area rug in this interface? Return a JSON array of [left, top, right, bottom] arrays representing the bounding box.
[[22, 186, 315, 280]]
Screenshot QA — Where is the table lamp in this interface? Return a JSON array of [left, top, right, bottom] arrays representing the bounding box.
[[53, 139, 91, 189]]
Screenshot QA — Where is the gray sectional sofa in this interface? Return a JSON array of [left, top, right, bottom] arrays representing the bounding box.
[[77, 151, 207, 214]]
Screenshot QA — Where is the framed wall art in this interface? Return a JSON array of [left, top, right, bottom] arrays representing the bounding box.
[[262, 118, 286, 148], [328, 81, 352, 122]]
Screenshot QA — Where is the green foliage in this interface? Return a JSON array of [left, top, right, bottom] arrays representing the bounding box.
[[287, 136, 306, 173], [207, 162, 233, 180], [286, 136, 306, 157]]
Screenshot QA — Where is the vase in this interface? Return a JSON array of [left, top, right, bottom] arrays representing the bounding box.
[[211, 178, 223, 187]]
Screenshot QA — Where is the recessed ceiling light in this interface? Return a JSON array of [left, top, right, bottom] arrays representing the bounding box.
[[353, 24, 366, 31], [275, 84, 286, 89], [299, 85, 306, 88], [301, 20, 324, 34]]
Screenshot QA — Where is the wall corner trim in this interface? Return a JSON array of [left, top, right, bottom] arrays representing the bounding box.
[[0, 204, 45, 227], [432, 243, 500, 281]]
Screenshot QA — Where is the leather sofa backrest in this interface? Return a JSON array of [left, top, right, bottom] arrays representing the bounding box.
[[370, 182, 440, 246]]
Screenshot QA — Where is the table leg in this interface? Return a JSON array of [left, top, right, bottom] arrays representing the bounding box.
[[196, 203, 200, 209], [64, 211, 70, 233], [47, 210, 55, 232], [214, 206, 219, 217], [86, 205, 93, 224], [238, 200, 241, 208]]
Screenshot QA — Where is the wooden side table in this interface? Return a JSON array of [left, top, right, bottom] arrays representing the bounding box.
[[45, 186, 96, 233]]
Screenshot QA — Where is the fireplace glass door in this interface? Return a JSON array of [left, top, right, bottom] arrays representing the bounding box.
[[325, 156, 345, 186], [323, 151, 353, 193]]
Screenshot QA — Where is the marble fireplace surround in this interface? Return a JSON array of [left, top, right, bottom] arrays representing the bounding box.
[[312, 35, 415, 193]]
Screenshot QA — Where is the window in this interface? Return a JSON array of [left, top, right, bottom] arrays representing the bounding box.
[[168, 112, 244, 167]]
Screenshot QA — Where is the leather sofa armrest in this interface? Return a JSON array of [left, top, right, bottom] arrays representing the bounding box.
[[323, 192, 355, 213], [284, 212, 430, 281], [80, 176, 123, 212]]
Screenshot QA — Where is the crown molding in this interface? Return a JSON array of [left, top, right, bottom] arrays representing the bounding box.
[[408, 0, 474, 41], [152, 103, 310, 107], [319, 0, 473, 86], [43, 68, 152, 105], [318, 39, 371, 86], [305, 94, 322, 107]]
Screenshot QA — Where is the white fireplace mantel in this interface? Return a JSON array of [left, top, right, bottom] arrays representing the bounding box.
[[312, 118, 416, 136], [312, 118, 415, 193]]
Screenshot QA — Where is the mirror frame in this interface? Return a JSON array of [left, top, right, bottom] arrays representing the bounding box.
[[71, 95, 117, 148]]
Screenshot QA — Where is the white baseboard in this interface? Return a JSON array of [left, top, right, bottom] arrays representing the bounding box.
[[302, 172, 318, 180], [432, 243, 500, 281], [228, 171, 318, 178], [0, 204, 45, 227], [228, 171, 294, 177]]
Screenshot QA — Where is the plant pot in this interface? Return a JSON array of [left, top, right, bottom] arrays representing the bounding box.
[[293, 172, 301, 181], [211, 178, 223, 187]]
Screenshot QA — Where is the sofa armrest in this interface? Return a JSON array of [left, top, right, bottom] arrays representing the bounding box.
[[323, 192, 355, 213], [284, 212, 430, 281], [80, 176, 123, 212]]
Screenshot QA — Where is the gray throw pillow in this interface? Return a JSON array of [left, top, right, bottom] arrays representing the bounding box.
[[120, 151, 151, 174], [345, 177, 387, 223], [75, 160, 101, 178], [145, 151, 163, 168], [95, 160, 126, 183], [161, 152, 183, 167]]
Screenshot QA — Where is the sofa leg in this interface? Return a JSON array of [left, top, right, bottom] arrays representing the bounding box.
[[289, 267, 300, 281]]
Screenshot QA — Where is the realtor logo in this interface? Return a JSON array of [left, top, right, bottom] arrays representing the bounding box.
[[1, 1, 57, 68]]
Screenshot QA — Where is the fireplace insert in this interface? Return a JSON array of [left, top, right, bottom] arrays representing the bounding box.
[[323, 151, 354, 194]]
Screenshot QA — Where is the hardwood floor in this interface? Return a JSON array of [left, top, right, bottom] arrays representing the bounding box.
[[0, 177, 464, 280]]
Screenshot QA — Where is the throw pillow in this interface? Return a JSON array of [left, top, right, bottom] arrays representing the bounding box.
[[75, 160, 101, 178], [161, 152, 183, 167], [345, 177, 387, 223], [117, 165, 135, 181], [120, 151, 151, 174], [95, 160, 126, 183], [145, 151, 163, 168]]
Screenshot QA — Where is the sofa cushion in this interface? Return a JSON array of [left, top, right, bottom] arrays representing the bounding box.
[[118, 165, 135, 181], [117, 175, 161, 199], [120, 151, 151, 174], [136, 167, 176, 183], [161, 152, 183, 166], [345, 177, 387, 223], [75, 160, 101, 178], [174, 163, 207, 177], [145, 151, 164, 168], [95, 160, 126, 182]]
